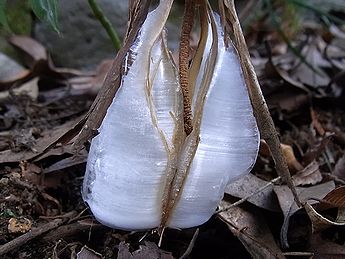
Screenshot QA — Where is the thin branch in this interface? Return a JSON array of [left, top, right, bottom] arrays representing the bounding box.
[[88, 0, 121, 51], [216, 176, 281, 213], [180, 228, 199, 259]]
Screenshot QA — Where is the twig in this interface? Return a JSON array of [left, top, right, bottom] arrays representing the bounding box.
[[179, 228, 199, 259], [41, 221, 103, 242], [88, 0, 121, 51], [0, 211, 77, 256], [282, 251, 314, 256], [216, 176, 281, 213], [220, 0, 301, 207]]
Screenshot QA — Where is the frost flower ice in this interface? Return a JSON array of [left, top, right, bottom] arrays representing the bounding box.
[[82, 0, 259, 231]]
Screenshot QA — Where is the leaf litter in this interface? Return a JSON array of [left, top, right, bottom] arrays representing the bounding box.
[[0, 1, 345, 258]]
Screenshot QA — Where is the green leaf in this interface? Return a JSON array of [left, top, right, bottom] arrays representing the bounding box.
[[0, 0, 10, 31], [29, 0, 60, 34]]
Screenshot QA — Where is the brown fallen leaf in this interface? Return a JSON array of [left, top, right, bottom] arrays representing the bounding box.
[[260, 140, 303, 173], [117, 242, 174, 259], [320, 186, 345, 209], [302, 133, 333, 165], [310, 108, 326, 136], [292, 36, 331, 88], [218, 200, 284, 259], [9, 35, 47, 67], [333, 154, 345, 181], [265, 55, 309, 93], [225, 173, 281, 212], [19, 160, 42, 186], [273, 181, 335, 248], [8, 217, 32, 234], [281, 143, 304, 173], [304, 203, 345, 233], [77, 246, 102, 259], [0, 118, 80, 164], [68, 59, 113, 96], [43, 154, 87, 174], [292, 160, 322, 186], [308, 233, 345, 259]]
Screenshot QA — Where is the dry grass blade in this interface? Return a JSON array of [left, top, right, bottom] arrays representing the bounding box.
[[219, 0, 301, 207]]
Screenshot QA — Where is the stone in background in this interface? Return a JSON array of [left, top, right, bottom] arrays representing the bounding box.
[[34, 0, 183, 70]]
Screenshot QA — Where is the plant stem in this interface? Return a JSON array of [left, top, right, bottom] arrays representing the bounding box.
[[179, 0, 195, 135], [88, 0, 121, 51]]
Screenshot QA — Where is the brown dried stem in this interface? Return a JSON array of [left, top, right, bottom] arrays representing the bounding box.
[[219, 0, 301, 207], [179, 0, 195, 135]]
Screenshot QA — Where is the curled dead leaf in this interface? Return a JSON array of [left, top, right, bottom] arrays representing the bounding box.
[[8, 217, 32, 234], [318, 186, 345, 211], [292, 160, 322, 187], [218, 200, 284, 259], [281, 144, 303, 173], [260, 140, 303, 173], [274, 181, 335, 248], [304, 202, 345, 233]]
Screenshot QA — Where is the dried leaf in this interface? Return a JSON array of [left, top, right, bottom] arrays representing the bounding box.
[[19, 161, 42, 186], [77, 246, 102, 259], [0, 119, 79, 164], [260, 141, 303, 173], [43, 153, 87, 174], [292, 160, 322, 186], [273, 181, 335, 248], [309, 234, 345, 259], [304, 202, 345, 233], [292, 38, 331, 87], [0, 77, 39, 100], [266, 90, 309, 113], [225, 174, 281, 212], [333, 154, 345, 180], [281, 143, 303, 173], [302, 133, 333, 165], [218, 201, 284, 259], [7, 217, 32, 234], [266, 56, 309, 93], [9, 35, 47, 66], [68, 59, 112, 96], [318, 186, 345, 211], [310, 108, 326, 136], [117, 242, 174, 259]]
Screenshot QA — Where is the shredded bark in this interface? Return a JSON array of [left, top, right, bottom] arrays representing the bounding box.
[[179, 0, 195, 135]]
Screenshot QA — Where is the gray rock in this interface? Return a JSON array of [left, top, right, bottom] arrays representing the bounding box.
[[34, 0, 183, 70], [34, 0, 128, 69]]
